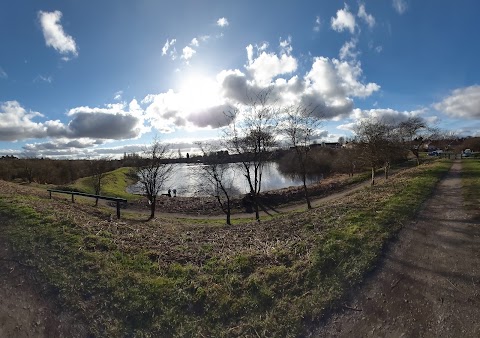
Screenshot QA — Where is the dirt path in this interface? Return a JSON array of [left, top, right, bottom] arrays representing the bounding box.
[[105, 178, 376, 221], [0, 234, 89, 337], [313, 160, 480, 337]]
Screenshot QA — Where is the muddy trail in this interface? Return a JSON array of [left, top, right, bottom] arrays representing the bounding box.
[[313, 160, 480, 337]]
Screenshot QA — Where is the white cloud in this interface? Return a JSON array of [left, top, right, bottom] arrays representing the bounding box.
[[217, 17, 229, 27], [313, 16, 321, 32], [338, 107, 426, 132], [358, 4, 375, 28], [64, 100, 148, 139], [181, 46, 196, 61], [38, 10, 78, 58], [142, 39, 380, 134], [114, 90, 123, 100], [279, 36, 293, 55], [375, 46, 383, 53], [339, 38, 359, 61], [434, 85, 480, 119], [0, 101, 47, 141], [245, 45, 297, 85], [392, 0, 408, 14], [333, 59, 380, 97], [34, 75, 53, 83], [0, 67, 7, 79], [162, 38, 176, 55], [0, 100, 147, 143], [190, 38, 199, 47], [331, 4, 356, 34], [143, 76, 231, 132]]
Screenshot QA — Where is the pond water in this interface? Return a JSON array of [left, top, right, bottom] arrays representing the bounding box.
[[126, 162, 320, 197]]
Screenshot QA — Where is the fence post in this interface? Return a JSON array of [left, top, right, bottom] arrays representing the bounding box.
[[49, 191, 52, 199], [71, 193, 75, 203], [116, 200, 121, 219]]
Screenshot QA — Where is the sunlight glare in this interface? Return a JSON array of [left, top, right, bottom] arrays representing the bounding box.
[[179, 74, 221, 111]]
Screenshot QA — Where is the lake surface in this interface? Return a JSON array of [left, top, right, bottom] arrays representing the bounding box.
[[127, 162, 320, 197]]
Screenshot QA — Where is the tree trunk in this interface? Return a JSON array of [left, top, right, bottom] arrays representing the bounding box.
[[371, 166, 375, 186], [302, 174, 312, 209], [149, 197, 156, 219], [226, 197, 231, 225], [413, 150, 420, 166], [253, 193, 260, 221], [95, 197, 99, 207]]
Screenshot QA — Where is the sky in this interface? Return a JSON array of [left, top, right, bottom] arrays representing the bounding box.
[[1, 0, 479, 159]]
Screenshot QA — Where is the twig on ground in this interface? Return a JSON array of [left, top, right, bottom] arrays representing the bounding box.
[[447, 278, 465, 294], [391, 276, 404, 290], [343, 304, 362, 311]]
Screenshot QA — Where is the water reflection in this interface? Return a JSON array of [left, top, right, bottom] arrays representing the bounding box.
[[127, 162, 320, 197]]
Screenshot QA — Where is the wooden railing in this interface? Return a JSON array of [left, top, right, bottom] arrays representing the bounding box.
[[47, 189, 127, 219]]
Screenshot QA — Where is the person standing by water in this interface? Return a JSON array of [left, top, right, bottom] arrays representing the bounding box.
[[172, 188, 177, 197], [168, 188, 171, 197]]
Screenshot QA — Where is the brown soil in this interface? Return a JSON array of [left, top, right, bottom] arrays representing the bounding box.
[[312, 160, 480, 337]]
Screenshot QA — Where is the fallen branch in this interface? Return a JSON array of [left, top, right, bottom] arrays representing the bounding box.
[[343, 304, 362, 311], [447, 278, 465, 294], [391, 276, 404, 290]]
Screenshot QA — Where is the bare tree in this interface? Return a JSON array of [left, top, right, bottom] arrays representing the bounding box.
[[379, 126, 407, 180], [195, 142, 237, 225], [282, 104, 322, 209], [132, 139, 173, 220], [224, 89, 278, 221], [354, 119, 390, 186], [398, 117, 439, 165], [89, 157, 111, 206], [22, 158, 36, 183], [334, 147, 360, 177]]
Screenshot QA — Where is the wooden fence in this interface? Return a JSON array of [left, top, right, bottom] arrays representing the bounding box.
[[47, 189, 127, 219]]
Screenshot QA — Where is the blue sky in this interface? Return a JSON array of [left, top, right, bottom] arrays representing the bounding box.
[[1, 0, 479, 158]]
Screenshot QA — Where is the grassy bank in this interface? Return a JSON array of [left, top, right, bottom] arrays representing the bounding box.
[[461, 159, 480, 214], [71, 167, 141, 201], [0, 160, 451, 337]]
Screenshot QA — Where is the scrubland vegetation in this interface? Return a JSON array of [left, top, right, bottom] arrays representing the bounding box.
[[0, 160, 451, 336]]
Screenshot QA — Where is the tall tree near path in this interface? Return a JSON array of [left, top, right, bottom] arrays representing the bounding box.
[[89, 157, 111, 206], [195, 142, 236, 225], [224, 89, 278, 221], [132, 139, 173, 220], [398, 116, 439, 165], [354, 119, 390, 186], [282, 104, 323, 209]]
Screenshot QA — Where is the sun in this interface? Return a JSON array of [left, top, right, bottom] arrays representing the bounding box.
[[179, 74, 221, 111]]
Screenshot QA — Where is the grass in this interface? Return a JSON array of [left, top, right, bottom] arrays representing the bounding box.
[[72, 167, 142, 201], [0, 160, 451, 337], [461, 159, 480, 214]]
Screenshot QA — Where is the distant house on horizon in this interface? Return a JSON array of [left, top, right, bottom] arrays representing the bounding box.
[[311, 142, 341, 149]]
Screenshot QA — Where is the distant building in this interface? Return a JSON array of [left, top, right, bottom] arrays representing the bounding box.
[[310, 142, 341, 149]]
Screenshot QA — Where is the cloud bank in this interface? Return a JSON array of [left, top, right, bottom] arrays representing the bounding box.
[[434, 85, 480, 119]]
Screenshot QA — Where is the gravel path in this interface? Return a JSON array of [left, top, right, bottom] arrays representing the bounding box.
[[313, 160, 480, 337]]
